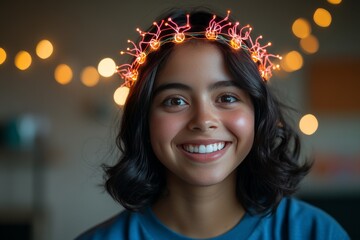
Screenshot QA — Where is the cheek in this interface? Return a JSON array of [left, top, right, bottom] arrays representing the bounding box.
[[224, 110, 255, 142], [149, 112, 184, 144]]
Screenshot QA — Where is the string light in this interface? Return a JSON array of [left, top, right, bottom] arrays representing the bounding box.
[[205, 11, 231, 40], [0, 4, 344, 110], [165, 14, 191, 43], [228, 23, 251, 50], [117, 10, 281, 105]]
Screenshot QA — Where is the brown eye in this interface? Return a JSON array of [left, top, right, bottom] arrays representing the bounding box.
[[163, 97, 187, 106], [217, 94, 239, 103]]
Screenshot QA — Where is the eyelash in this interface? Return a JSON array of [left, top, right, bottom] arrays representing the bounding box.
[[216, 93, 240, 104], [162, 96, 188, 107]]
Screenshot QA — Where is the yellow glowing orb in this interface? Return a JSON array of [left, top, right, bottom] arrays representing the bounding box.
[[36, 39, 54, 59], [292, 18, 311, 39], [81, 66, 100, 87], [54, 64, 73, 85], [280, 51, 303, 72], [0, 48, 7, 64], [313, 8, 332, 27], [300, 35, 319, 54], [98, 58, 116, 77], [114, 86, 130, 106], [15, 51, 32, 70], [327, 0, 342, 4], [299, 114, 319, 135]]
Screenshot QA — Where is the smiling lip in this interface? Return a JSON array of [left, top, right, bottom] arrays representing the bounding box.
[[178, 141, 230, 163]]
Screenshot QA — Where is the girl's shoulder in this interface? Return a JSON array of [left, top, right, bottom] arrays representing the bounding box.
[[276, 197, 343, 225], [251, 197, 350, 239], [74, 210, 146, 240]]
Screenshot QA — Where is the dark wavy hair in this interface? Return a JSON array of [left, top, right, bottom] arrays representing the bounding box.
[[103, 8, 312, 215]]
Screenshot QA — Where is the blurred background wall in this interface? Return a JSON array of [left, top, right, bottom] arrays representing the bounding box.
[[0, 0, 359, 239]]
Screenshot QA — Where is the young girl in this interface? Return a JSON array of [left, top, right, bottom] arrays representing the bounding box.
[[76, 8, 349, 240]]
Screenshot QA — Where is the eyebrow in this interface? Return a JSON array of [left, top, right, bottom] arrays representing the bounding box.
[[152, 80, 240, 97], [208, 80, 239, 91], [153, 82, 191, 97]]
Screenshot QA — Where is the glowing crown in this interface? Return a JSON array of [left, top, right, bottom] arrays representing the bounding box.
[[115, 11, 281, 105]]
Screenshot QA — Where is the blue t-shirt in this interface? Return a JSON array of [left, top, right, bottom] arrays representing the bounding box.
[[76, 198, 349, 240]]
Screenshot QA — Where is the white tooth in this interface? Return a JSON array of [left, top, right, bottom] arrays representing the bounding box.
[[194, 145, 199, 153], [184, 142, 226, 154], [189, 145, 194, 153], [206, 144, 213, 153], [199, 145, 206, 153], [212, 143, 218, 151]]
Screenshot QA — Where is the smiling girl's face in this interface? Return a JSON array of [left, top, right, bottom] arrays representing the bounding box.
[[149, 42, 255, 187]]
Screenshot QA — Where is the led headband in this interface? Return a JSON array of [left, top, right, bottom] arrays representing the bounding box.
[[115, 11, 281, 105]]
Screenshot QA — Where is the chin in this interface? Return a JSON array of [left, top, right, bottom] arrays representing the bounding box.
[[179, 170, 235, 187]]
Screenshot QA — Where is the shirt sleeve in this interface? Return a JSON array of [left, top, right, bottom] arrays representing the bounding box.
[[279, 198, 350, 240]]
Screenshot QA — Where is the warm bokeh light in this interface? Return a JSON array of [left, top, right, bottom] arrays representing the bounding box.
[[300, 34, 319, 54], [114, 86, 130, 106], [15, 51, 32, 70], [54, 64, 73, 85], [327, 0, 342, 4], [313, 8, 332, 27], [81, 66, 100, 87], [280, 51, 303, 72], [299, 114, 319, 135], [36, 39, 54, 59], [98, 58, 116, 77], [292, 18, 311, 39], [0, 48, 6, 64]]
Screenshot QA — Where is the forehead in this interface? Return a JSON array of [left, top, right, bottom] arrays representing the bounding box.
[[166, 41, 224, 68], [155, 41, 231, 86]]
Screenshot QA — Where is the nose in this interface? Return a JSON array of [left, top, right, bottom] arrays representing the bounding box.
[[187, 102, 219, 132]]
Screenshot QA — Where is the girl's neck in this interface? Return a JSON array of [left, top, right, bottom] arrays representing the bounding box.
[[152, 171, 245, 239]]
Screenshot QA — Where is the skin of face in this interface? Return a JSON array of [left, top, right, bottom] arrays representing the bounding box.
[[149, 41, 255, 187]]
